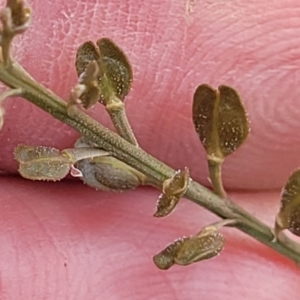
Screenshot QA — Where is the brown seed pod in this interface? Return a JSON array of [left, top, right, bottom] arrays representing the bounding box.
[[6, 0, 31, 27], [75, 41, 100, 78], [275, 169, 300, 237], [97, 38, 133, 102], [192, 84, 249, 159], [153, 226, 225, 270], [75, 38, 132, 107], [192, 84, 249, 197], [154, 168, 190, 217]]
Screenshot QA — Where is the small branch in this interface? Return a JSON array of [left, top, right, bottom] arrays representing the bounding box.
[[186, 183, 300, 263], [0, 87, 22, 130], [106, 97, 138, 146], [208, 219, 238, 230], [275, 230, 300, 258], [1, 60, 300, 264], [0, 7, 14, 66], [0, 2, 31, 66], [0, 87, 22, 102], [62, 147, 109, 162]]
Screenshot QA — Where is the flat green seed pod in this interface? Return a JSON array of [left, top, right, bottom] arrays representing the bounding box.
[[14, 145, 61, 162], [97, 38, 133, 102], [75, 39, 132, 107], [14, 145, 72, 181]]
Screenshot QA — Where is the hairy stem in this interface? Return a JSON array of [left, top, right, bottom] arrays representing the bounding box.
[[106, 100, 138, 146], [1, 61, 300, 264]]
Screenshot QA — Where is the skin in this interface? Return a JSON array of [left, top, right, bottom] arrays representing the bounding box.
[[0, 0, 300, 299]]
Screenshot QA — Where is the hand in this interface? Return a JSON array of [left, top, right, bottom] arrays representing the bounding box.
[[0, 0, 299, 299]]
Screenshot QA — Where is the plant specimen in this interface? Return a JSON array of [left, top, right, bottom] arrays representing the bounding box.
[[1, 0, 300, 271]]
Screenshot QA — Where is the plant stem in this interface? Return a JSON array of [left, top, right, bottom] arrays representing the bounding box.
[[0, 87, 22, 130], [62, 147, 109, 162], [207, 156, 227, 198], [106, 99, 138, 146], [1, 61, 300, 264]]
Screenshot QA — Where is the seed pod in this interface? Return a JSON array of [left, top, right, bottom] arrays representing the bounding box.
[[153, 226, 225, 270], [75, 42, 100, 78], [154, 168, 190, 217], [192, 84, 249, 197], [14, 144, 108, 181], [74, 137, 146, 191], [97, 38, 133, 102], [14, 145, 72, 181], [275, 169, 300, 237], [192, 84, 249, 159], [5, 0, 31, 32], [74, 39, 137, 145], [75, 38, 132, 107]]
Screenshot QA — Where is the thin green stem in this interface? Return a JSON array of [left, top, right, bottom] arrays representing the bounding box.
[[0, 87, 22, 130], [62, 147, 109, 163], [106, 100, 138, 146], [1, 61, 300, 264], [0, 87, 22, 101], [207, 156, 227, 198]]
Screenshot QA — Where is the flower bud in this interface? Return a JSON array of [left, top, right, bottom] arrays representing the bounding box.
[[74, 137, 146, 191]]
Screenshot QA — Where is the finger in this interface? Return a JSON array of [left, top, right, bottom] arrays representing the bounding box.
[[0, 0, 299, 191], [1, 177, 299, 299]]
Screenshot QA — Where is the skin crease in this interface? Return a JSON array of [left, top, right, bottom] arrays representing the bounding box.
[[0, 0, 300, 299]]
